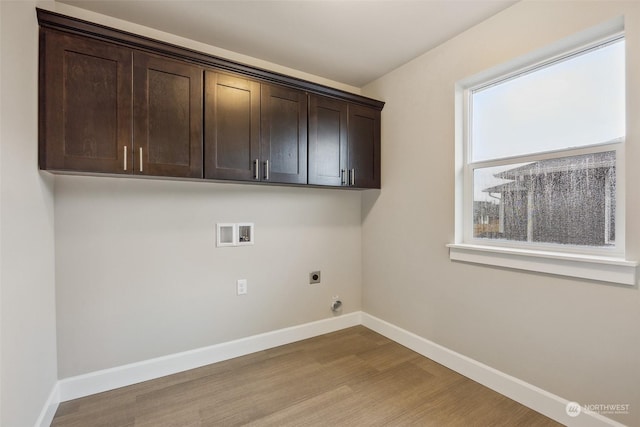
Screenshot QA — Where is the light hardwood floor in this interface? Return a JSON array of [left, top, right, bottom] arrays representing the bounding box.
[[52, 326, 562, 426]]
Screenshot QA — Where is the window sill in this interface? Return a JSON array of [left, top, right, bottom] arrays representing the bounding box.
[[447, 243, 638, 286]]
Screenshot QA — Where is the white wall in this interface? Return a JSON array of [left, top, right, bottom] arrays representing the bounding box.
[[1, 6, 4, 422], [55, 177, 362, 377], [362, 1, 640, 425], [44, 4, 364, 379], [0, 1, 58, 426]]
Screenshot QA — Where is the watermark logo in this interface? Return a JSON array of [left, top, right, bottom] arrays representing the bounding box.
[[566, 401, 630, 417], [584, 403, 630, 416], [566, 402, 581, 417]]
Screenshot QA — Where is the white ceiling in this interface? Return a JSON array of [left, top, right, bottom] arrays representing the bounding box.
[[57, 0, 518, 87]]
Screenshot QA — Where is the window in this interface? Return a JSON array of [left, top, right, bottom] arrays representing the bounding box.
[[473, 151, 617, 248], [450, 32, 638, 285]]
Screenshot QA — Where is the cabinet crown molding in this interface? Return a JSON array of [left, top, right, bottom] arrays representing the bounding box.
[[36, 8, 385, 111]]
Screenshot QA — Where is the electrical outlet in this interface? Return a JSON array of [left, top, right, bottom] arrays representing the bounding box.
[[310, 271, 321, 284], [237, 279, 247, 295]]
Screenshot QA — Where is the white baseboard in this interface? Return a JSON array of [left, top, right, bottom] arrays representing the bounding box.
[[34, 382, 59, 427], [58, 312, 361, 403], [361, 313, 625, 427], [40, 311, 625, 427]]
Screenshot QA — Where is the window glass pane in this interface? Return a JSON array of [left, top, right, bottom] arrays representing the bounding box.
[[473, 151, 616, 247], [471, 39, 625, 162]]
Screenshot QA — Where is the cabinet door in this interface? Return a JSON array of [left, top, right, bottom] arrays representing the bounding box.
[[348, 104, 381, 189], [133, 52, 203, 178], [308, 95, 348, 186], [204, 72, 260, 181], [40, 30, 132, 173], [261, 84, 308, 184]]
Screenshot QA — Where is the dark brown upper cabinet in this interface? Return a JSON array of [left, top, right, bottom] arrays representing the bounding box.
[[40, 29, 203, 178], [308, 95, 348, 187], [309, 96, 381, 188], [260, 84, 308, 185], [205, 76, 307, 185], [204, 72, 260, 181], [348, 104, 381, 189], [37, 8, 383, 189], [134, 52, 203, 178], [40, 30, 132, 174]]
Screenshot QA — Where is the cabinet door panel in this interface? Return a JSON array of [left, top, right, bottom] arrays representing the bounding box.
[[41, 30, 132, 173], [261, 84, 308, 184], [308, 96, 348, 186], [134, 52, 203, 178], [348, 104, 381, 189], [204, 72, 260, 181]]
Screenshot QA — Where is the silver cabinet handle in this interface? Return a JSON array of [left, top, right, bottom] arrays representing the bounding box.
[[264, 160, 269, 180], [124, 146, 127, 171], [139, 147, 143, 172], [254, 159, 259, 180], [350, 168, 355, 186], [341, 169, 346, 185]]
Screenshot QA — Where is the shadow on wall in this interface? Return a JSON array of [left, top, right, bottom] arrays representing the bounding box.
[[362, 189, 381, 222]]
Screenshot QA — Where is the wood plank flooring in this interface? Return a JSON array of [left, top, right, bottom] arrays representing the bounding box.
[[51, 326, 562, 426]]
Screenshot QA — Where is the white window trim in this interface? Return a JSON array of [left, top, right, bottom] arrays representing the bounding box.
[[448, 243, 637, 286], [451, 21, 637, 286]]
